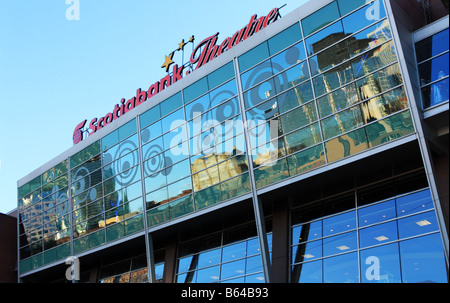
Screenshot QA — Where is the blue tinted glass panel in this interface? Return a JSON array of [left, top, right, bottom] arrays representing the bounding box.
[[209, 80, 238, 108], [271, 42, 306, 72], [359, 221, 398, 248], [221, 259, 246, 280], [399, 233, 448, 283], [140, 120, 162, 144], [418, 53, 449, 86], [396, 189, 433, 217], [292, 260, 322, 283], [160, 92, 183, 117], [184, 77, 208, 104], [398, 211, 439, 239], [292, 239, 322, 263], [422, 77, 449, 108], [162, 109, 185, 134], [140, 105, 160, 129], [245, 255, 263, 275], [302, 1, 341, 37], [197, 248, 221, 269], [360, 243, 402, 283], [323, 211, 356, 236], [323, 231, 357, 256], [241, 60, 272, 91], [222, 241, 247, 263], [196, 265, 220, 283], [341, 1, 386, 35], [208, 62, 235, 90], [358, 199, 396, 227], [305, 21, 344, 56], [238, 42, 270, 72], [337, 0, 368, 16], [323, 252, 359, 283], [415, 29, 449, 63], [268, 23, 302, 55]]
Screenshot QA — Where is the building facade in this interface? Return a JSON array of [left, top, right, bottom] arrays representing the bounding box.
[[17, 0, 448, 283]]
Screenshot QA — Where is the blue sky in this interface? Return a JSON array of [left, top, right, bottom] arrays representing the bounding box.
[[0, 0, 309, 213]]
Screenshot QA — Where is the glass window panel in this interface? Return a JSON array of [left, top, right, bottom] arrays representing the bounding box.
[[305, 21, 345, 56], [418, 53, 449, 86], [220, 172, 251, 201], [196, 265, 220, 283], [254, 158, 289, 189], [210, 98, 240, 124], [325, 128, 369, 162], [238, 42, 270, 72], [291, 260, 322, 283], [146, 187, 168, 209], [278, 63, 310, 92], [163, 124, 188, 151], [358, 199, 396, 227], [399, 233, 448, 283], [162, 108, 185, 134], [356, 63, 403, 101], [194, 185, 221, 210], [341, 0, 386, 35], [415, 29, 449, 63], [160, 92, 183, 117], [360, 242, 402, 283], [359, 221, 398, 248], [244, 78, 277, 109], [292, 239, 322, 264], [365, 110, 414, 148], [246, 255, 263, 275], [287, 144, 326, 176], [317, 83, 359, 118], [169, 194, 194, 219], [360, 87, 409, 124], [321, 105, 364, 140], [398, 211, 439, 239], [209, 80, 238, 108], [323, 231, 357, 256], [197, 248, 221, 269], [192, 165, 220, 192], [144, 171, 167, 194], [42, 160, 68, 185], [278, 82, 314, 114], [221, 259, 246, 280], [310, 40, 350, 76], [167, 177, 192, 200], [222, 241, 247, 262], [139, 105, 161, 130], [313, 62, 354, 97], [268, 23, 302, 55], [337, 0, 369, 16], [246, 97, 279, 122], [241, 60, 273, 92], [285, 123, 322, 155], [323, 252, 359, 283], [118, 119, 137, 141], [271, 42, 306, 73], [323, 211, 356, 237], [347, 20, 392, 59], [184, 77, 208, 104], [19, 176, 41, 200], [396, 189, 434, 217], [207, 61, 235, 90], [421, 77, 449, 108], [351, 42, 397, 79], [185, 93, 210, 121], [147, 203, 170, 227], [292, 221, 322, 246], [302, 1, 341, 37]]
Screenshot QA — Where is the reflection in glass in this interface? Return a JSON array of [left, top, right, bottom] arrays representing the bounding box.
[[359, 221, 398, 248], [292, 260, 322, 283], [325, 128, 368, 163], [365, 111, 414, 148], [415, 29, 449, 63], [358, 199, 396, 227], [356, 63, 403, 101], [317, 83, 359, 118], [397, 211, 439, 239], [323, 211, 356, 237], [399, 233, 448, 283], [302, 1, 340, 37], [321, 105, 364, 140], [421, 77, 449, 108], [395, 189, 433, 217], [360, 243, 402, 283], [323, 252, 359, 283]]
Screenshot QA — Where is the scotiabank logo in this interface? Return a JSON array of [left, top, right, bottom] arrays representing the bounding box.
[[73, 7, 280, 145]]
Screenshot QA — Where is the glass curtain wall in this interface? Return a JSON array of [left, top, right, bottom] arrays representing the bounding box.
[[18, 0, 421, 276]]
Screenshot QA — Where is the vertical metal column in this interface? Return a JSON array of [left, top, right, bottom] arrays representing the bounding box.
[[136, 116, 156, 283], [233, 58, 273, 283]]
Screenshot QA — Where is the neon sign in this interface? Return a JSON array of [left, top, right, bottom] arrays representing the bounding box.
[[73, 7, 280, 145]]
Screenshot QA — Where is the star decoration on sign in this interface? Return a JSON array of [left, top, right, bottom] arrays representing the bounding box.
[[161, 35, 195, 73]]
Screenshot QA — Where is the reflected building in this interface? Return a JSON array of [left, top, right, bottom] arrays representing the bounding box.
[[15, 0, 448, 284]]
